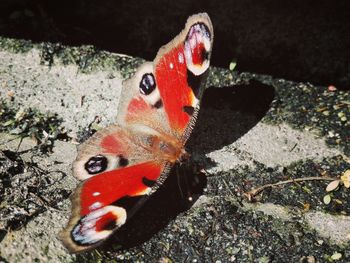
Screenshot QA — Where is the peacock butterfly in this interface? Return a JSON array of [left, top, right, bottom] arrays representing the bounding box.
[[60, 13, 214, 253]]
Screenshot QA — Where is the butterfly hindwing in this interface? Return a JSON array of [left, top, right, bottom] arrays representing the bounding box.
[[73, 125, 155, 181]]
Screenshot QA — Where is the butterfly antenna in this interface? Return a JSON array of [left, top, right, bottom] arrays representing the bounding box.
[[176, 165, 186, 200]]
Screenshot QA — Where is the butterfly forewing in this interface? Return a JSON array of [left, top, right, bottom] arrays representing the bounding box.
[[154, 13, 213, 138], [117, 13, 213, 140], [61, 161, 166, 252]]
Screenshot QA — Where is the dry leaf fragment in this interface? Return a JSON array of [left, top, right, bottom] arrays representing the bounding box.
[[326, 180, 340, 192], [340, 169, 350, 188]]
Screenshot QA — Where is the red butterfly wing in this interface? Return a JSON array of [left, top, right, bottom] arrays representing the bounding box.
[[154, 13, 213, 138], [61, 161, 166, 252], [117, 13, 213, 140], [72, 125, 155, 181]]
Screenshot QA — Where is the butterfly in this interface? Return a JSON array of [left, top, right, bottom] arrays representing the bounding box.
[[60, 13, 214, 253]]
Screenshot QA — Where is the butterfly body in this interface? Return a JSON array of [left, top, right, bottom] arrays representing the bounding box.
[[61, 13, 213, 253]]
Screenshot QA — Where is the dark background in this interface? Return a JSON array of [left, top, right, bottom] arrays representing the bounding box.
[[1, 0, 349, 89]]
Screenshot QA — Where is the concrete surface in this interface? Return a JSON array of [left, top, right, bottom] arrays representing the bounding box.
[[0, 39, 349, 262]]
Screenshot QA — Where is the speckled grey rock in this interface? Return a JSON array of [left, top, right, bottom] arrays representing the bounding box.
[[0, 39, 349, 262], [0, 48, 122, 138]]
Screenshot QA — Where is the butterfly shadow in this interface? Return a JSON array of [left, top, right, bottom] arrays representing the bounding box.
[[79, 80, 274, 255], [187, 79, 275, 167]]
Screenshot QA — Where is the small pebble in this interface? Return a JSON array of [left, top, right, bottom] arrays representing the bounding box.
[[331, 252, 342, 260], [323, 194, 331, 204]]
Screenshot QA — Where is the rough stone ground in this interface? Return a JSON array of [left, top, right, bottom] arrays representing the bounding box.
[[0, 38, 349, 262]]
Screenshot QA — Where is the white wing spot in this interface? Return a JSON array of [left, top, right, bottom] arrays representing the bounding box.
[[93, 192, 100, 197], [89, 201, 102, 211], [169, 63, 174, 69]]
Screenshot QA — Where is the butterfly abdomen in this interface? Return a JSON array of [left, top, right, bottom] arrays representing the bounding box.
[[141, 133, 185, 163]]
